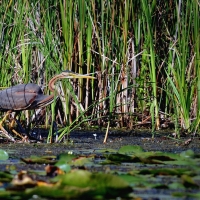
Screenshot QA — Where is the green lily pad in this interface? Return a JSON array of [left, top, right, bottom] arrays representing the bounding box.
[[69, 156, 94, 166], [118, 145, 144, 154], [181, 174, 199, 188], [105, 153, 133, 163], [26, 170, 132, 199], [139, 168, 193, 176], [21, 155, 57, 164], [0, 150, 9, 160], [180, 149, 195, 158], [0, 171, 13, 182]]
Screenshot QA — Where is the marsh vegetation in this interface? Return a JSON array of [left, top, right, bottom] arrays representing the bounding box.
[[0, 0, 199, 140]]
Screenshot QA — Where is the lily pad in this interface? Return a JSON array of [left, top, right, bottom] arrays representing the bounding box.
[[21, 155, 57, 164], [0, 149, 8, 160], [118, 145, 144, 154], [25, 170, 132, 199]]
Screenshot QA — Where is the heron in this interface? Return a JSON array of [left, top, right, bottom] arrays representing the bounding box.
[[0, 70, 95, 142]]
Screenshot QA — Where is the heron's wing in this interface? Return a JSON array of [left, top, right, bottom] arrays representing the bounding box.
[[0, 83, 43, 110], [28, 94, 56, 109]]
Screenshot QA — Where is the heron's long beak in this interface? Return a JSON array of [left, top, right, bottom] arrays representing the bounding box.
[[61, 70, 96, 79]]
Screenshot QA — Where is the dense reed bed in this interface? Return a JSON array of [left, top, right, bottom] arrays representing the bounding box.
[[0, 0, 199, 140]]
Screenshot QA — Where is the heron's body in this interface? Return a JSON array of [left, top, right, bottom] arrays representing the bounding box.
[[0, 83, 54, 111], [0, 71, 95, 142]]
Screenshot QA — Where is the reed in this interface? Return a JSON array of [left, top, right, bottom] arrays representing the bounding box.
[[0, 0, 199, 140], [164, 0, 199, 134], [141, 0, 159, 133]]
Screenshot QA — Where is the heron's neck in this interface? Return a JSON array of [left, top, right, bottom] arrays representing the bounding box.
[[48, 74, 60, 92]]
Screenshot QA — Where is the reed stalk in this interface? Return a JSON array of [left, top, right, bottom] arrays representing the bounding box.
[[141, 0, 159, 132]]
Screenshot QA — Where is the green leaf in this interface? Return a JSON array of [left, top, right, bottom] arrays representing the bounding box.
[[57, 153, 77, 163], [45, 170, 132, 199], [139, 168, 192, 177], [55, 161, 71, 173], [0, 171, 13, 182], [169, 182, 185, 190], [181, 175, 199, 188], [105, 153, 133, 163], [59, 170, 132, 196], [180, 149, 195, 158], [21, 155, 57, 164], [68, 156, 94, 166], [118, 145, 144, 154], [0, 150, 9, 160]]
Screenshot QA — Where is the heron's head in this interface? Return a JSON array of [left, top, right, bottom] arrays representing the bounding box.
[[59, 70, 96, 79], [48, 70, 96, 92]]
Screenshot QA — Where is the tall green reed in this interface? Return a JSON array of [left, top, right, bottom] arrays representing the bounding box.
[[165, 0, 199, 133], [141, 0, 159, 132], [193, 0, 200, 134]]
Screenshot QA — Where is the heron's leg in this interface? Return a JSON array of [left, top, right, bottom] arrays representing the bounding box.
[[9, 113, 24, 139], [0, 111, 15, 142]]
